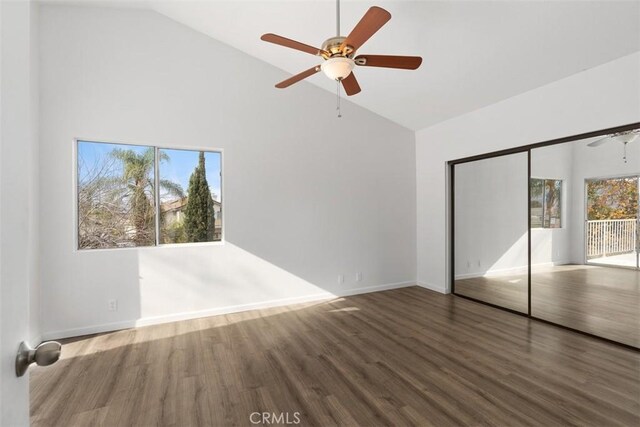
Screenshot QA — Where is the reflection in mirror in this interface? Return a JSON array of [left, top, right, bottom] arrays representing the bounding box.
[[454, 152, 529, 313], [531, 128, 640, 347]]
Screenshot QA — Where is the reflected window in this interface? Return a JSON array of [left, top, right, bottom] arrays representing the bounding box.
[[531, 178, 562, 228]]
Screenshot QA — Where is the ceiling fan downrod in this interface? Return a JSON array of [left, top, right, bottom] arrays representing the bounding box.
[[336, 0, 341, 37]]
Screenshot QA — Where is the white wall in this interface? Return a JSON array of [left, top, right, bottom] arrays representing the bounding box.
[[38, 5, 416, 339], [454, 133, 625, 279], [416, 52, 640, 292], [1, 0, 39, 425], [454, 153, 529, 278]]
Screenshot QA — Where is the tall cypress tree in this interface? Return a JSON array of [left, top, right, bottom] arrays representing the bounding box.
[[184, 152, 214, 242]]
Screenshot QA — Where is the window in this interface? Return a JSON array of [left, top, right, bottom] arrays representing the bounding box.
[[77, 140, 222, 249], [159, 149, 222, 244], [530, 178, 562, 228]]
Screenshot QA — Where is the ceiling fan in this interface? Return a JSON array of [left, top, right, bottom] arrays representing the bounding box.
[[260, 0, 422, 98], [587, 129, 639, 163]]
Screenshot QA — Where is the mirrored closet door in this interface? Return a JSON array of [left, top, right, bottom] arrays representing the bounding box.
[[453, 152, 529, 313], [530, 131, 639, 348], [451, 124, 639, 348]]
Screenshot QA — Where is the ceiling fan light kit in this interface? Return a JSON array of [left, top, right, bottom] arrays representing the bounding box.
[[321, 57, 355, 80], [260, 0, 422, 113]]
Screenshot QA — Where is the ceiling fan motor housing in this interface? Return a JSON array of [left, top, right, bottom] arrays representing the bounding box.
[[321, 36, 354, 58]]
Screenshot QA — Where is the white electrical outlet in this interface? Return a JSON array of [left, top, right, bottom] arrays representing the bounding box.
[[356, 272, 362, 282], [108, 299, 118, 312], [338, 274, 344, 284]]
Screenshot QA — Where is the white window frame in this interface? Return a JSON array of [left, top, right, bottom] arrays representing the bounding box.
[[530, 177, 563, 229], [73, 138, 224, 251]]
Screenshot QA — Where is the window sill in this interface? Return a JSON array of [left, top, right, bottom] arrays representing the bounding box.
[[76, 240, 225, 253]]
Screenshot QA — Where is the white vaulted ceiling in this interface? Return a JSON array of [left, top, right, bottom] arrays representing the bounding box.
[[51, 1, 640, 130]]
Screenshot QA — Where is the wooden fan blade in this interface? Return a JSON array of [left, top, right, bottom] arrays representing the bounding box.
[[341, 72, 361, 96], [587, 137, 609, 147], [355, 55, 422, 70], [340, 7, 391, 52], [275, 66, 320, 89], [261, 33, 328, 56]]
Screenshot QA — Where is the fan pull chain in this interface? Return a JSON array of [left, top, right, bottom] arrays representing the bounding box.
[[336, 80, 342, 118]]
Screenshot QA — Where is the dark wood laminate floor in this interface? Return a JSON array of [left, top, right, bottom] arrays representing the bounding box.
[[31, 287, 640, 427], [455, 264, 640, 347]]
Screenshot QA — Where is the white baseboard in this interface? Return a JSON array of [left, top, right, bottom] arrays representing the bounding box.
[[455, 260, 570, 280], [42, 320, 139, 341], [336, 281, 415, 297], [41, 281, 416, 340], [417, 281, 447, 294]]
